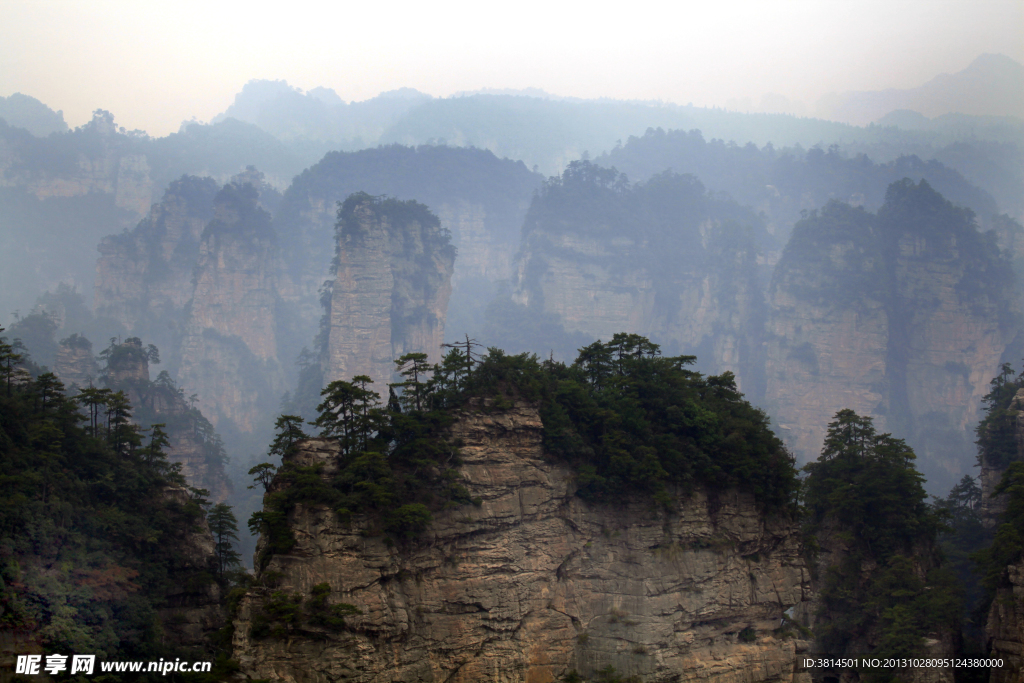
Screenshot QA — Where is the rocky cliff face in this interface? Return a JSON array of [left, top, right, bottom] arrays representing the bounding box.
[[509, 165, 768, 393], [53, 335, 100, 390], [986, 558, 1024, 683], [324, 194, 455, 387], [177, 182, 287, 433], [765, 181, 1018, 486], [233, 400, 812, 682], [515, 227, 764, 389], [94, 175, 219, 346], [272, 146, 538, 346], [0, 110, 154, 222]]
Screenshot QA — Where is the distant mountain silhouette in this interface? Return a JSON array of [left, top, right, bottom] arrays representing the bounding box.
[[0, 93, 69, 136], [211, 79, 431, 146], [816, 54, 1024, 125]]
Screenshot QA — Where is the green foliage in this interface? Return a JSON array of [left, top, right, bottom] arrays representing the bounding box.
[[249, 590, 303, 639], [975, 362, 1024, 469], [250, 583, 361, 639], [934, 475, 991, 644], [805, 410, 958, 669], [539, 334, 797, 512], [0, 367, 220, 663], [385, 504, 433, 539], [252, 336, 798, 576], [804, 409, 942, 559], [305, 582, 362, 631], [207, 503, 242, 580], [973, 462, 1024, 605]]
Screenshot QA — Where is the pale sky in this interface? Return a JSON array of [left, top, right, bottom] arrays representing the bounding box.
[[1, 0, 1021, 136]]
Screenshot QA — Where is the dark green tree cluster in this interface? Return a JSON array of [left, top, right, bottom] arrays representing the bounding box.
[[975, 362, 1024, 470], [0, 327, 225, 666], [963, 362, 1024, 632], [804, 410, 958, 678], [540, 333, 796, 511], [250, 334, 800, 568], [933, 475, 990, 647], [973, 463, 1024, 603], [248, 582, 361, 640], [100, 337, 229, 472]]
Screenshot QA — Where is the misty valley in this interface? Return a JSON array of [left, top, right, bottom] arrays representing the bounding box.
[[2, 60, 1024, 683]]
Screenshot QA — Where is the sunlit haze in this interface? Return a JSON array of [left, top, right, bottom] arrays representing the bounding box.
[[2, 0, 1021, 135]]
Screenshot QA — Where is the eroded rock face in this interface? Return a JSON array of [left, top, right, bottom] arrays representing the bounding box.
[[508, 167, 769, 395], [986, 558, 1024, 683], [324, 195, 455, 387], [271, 146, 538, 344], [94, 175, 218, 342], [177, 182, 287, 433], [53, 337, 100, 390], [765, 182, 1018, 486], [0, 110, 153, 222], [513, 226, 765, 393], [233, 401, 811, 682]]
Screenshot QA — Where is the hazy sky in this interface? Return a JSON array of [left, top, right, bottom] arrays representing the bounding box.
[[2, 0, 1021, 136]]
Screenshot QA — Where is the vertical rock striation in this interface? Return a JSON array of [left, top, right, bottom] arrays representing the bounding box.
[[233, 400, 812, 682], [271, 146, 539, 345], [324, 193, 455, 387], [765, 180, 1018, 485], [177, 182, 287, 433], [986, 558, 1024, 683], [510, 164, 769, 393], [53, 334, 100, 391], [94, 175, 219, 347]]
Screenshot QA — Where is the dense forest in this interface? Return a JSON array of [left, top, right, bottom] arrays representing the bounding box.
[[0, 327, 241, 680]]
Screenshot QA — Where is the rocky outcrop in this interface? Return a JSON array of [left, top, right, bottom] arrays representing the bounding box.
[[177, 182, 287, 433], [979, 388, 1024, 528], [764, 203, 892, 466], [233, 400, 812, 682], [765, 181, 1019, 485], [515, 227, 764, 387], [435, 200, 516, 284], [104, 338, 232, 501], [272, 145, 538, 344], [986, 558, 1024, 683], [53, 335, 100, 390], [0, 110, 154, 222], [510, 165, 768, 393], [324, 194, 455, 387], [94, 175, 219, 344]]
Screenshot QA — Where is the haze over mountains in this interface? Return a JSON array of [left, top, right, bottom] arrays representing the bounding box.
[[4, 13, 1024, 674], [1, 51, 1022, 510]]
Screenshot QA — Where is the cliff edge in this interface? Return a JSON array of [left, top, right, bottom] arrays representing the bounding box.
[[234, 400, 812, 682]]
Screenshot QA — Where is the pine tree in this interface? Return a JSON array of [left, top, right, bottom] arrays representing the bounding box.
[[269, 415, 309, 460], [207, 503, 242, 579], [0, 326, 24, 398], [391, 353, 432, 412]]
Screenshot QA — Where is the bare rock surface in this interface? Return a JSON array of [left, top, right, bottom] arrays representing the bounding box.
[[234, 401, 811, 682], [325, 196, 455, 387], [987, 558, 1024, 683]]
